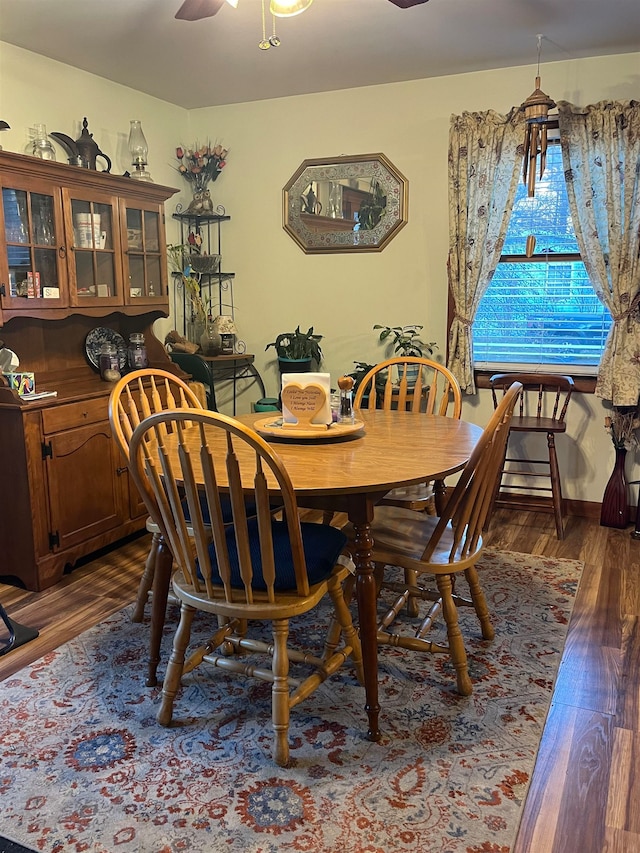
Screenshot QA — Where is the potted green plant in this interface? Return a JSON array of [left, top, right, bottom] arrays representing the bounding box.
[[265, 325, 323, 374], [374, 324, 438, 387], [347, 361, 378, 393], [374, 324, 437, 358]]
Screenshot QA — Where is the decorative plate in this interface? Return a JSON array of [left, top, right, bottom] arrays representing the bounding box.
[[84, 327, 128, 371], [254, 415, 365, 441]]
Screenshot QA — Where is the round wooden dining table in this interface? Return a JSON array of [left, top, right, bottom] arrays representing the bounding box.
[[148, 408, 483, 742]]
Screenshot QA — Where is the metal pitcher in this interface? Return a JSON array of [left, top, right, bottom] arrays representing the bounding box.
[[74, 117, 112, 172]]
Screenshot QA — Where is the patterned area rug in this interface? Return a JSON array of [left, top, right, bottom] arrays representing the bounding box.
[[0, 549, 583, 853]]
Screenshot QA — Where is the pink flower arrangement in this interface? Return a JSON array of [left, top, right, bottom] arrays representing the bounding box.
[[175, 143, 228, 192]]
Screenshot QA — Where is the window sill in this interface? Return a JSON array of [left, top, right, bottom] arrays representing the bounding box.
[[474, 370, 597, 394]]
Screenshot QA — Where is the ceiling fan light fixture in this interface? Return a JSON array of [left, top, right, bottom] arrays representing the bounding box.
[[270, 0, 312, 18], [224, 0, 238, 7]]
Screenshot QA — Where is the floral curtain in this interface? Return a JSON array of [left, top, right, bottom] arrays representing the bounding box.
[[558, 100, 640, 405], [446, 109, 523, 394]]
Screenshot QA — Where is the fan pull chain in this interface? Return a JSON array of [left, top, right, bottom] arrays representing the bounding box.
[[270, 9, 281, 46], [259, 0, 280, 50], [259, 0, 270, 49]]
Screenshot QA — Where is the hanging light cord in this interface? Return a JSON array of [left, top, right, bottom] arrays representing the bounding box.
[[536, 33, 543, 76]]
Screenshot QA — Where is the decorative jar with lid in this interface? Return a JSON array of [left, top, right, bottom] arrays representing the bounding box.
[[127, 332, 149, 369], [99, 342, 121, 381]]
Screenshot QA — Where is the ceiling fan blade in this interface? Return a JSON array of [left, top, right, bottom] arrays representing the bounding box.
[[387, 0, 429, 7], [175, 0, 226, 21]]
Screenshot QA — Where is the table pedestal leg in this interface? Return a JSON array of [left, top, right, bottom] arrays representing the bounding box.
[[434, 478, 447, 515], [351, 518, 381, 742], [146, 536, 172, 688]]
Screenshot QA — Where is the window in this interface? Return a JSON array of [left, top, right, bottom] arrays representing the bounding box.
[[473, 142, 612, 372]]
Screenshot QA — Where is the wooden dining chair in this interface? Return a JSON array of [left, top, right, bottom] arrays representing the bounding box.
[[108, 369, 205, 623], [355, 356, 463, 511], [349, 357, 463, 616], [489, 373, 574, 539], [351, 381, 521, 697], [128, 408, 364, 767]]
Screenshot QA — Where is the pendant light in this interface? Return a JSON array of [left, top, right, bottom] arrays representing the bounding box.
[[270, 0, 312, 16], [520, 35, 556, 198]]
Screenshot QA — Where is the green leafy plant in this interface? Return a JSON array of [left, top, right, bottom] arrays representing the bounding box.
[[265, 326, 323, 363], [357, 180, 387, 231], [347, 361, 378, 392], [374, 324, 437, 358]]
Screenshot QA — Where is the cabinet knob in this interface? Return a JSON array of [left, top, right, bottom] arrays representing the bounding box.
[[116, 466, 128, 475], [59, 245, 67, 258]]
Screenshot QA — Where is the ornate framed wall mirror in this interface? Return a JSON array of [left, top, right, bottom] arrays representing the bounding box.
[[283, 153, 408, 254]]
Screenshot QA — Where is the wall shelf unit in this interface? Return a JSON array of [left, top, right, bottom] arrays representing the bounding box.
[[171, 207, 266, 414], [172, 209, 236, 342]]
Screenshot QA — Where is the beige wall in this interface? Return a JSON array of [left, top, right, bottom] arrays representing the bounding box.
[[1, 41, 639, 505]]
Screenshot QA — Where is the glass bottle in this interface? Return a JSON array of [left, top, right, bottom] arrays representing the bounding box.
[[99, 342, 120, 380], [199, 324, 222, 356], [127, 332, 148, 369], [32, 124, 56, 161]]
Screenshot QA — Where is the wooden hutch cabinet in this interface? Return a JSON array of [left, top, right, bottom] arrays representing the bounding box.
[[0, 150, 179, 590]]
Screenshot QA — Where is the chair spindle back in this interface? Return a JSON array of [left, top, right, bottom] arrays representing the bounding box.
[[129, 409, 312, 605], [355, 357, 462, 417], [421, 381, 522, 563], [489, 373, 573, 424]]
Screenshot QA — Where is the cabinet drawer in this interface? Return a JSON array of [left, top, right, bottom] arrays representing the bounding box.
[[41, 397, 108, 433]]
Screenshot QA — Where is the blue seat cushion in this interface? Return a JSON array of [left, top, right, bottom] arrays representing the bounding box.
[[184, 494, 281, 526], [183, 493, 241, 526], [200, 520, 348, 592]]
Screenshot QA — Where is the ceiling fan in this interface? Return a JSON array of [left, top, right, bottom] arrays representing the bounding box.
[[175, 0, 428, 22]]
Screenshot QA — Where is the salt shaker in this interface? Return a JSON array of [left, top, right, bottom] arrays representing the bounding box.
[[337, 375, 355, 424]]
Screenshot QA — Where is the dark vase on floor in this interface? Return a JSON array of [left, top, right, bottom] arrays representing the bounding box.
[[600, 447, 629, 528]]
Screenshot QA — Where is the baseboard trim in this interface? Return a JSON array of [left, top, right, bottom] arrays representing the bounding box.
[[497, 493, 634, 523], [441, 487, 635, 524]]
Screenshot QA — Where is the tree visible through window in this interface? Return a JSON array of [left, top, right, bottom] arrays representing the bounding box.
[[473, 142, 612, 370]]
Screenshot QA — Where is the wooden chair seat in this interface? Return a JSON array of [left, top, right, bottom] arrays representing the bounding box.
[[129, 408, 364, 767], [489, 373, 574, 539], [343, 382, 522, 697], [509, 415, 567, 433]]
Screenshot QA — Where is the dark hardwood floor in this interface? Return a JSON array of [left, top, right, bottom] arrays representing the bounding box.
[[1, 510, 637, 852]]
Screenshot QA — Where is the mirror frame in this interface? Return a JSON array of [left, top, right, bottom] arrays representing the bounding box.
[[283, 153, 408, 254]]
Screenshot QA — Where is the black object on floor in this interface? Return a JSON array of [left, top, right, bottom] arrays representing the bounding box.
[[0, 604, 39, 656], [0, 835, 39, 853]]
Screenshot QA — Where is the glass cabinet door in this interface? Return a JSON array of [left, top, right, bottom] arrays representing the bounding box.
[[121, 200, 167, 304], [65, 189, 123, 306], [0, 184, 68, 308]]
